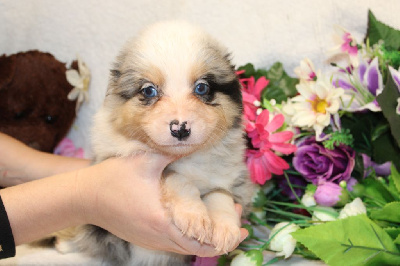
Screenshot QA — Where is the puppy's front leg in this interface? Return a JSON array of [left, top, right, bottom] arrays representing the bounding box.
[[203, 191, 241, 253], [161, 173, 212, 243]]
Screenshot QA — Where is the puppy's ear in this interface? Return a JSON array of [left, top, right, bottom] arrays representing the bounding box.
[[0, 54, 17, 91]]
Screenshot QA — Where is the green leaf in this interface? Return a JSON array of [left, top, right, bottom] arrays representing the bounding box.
[[292, 215, 400, 266], [262, 85, 287, 104], [385, 227, 400, 241], [265, 62, 298, 98], [366, 10, 400, 50], [370, 202, 400, 223], [376, 71, 400, 150], [238, 63, 257, 78], [395, 235, 400, 245], [391, 164, 400, 194], [372, 130, 400, 169], [252, 188, 268, 208], [363, 177, 396, 206]]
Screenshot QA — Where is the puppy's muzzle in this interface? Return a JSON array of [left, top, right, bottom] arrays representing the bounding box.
[[170, 120, 191, 141]]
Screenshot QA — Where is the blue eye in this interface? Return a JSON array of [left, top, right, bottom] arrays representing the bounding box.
[[194, 82, 209, 95], [142, 85, 158, 98]]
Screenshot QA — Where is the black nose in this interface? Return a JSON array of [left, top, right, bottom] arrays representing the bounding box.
[[170, 120, 191, 141]]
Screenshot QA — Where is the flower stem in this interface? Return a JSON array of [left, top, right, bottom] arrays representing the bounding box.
[[283, 171, 303, 204]]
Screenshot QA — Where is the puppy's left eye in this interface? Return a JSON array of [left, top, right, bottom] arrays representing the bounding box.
[[141, 85, 158, 98], [194, 82, 210, 96]]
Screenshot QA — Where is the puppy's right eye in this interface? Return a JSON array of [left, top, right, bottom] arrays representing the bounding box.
[[141, 85, 158, 98]]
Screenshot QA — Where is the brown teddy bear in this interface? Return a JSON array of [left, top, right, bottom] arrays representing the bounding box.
[[0, 50, 78, 153]]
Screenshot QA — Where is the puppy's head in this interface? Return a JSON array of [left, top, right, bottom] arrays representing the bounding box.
[[105, 21, 242, 156]]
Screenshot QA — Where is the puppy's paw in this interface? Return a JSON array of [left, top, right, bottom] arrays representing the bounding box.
[[210, 215, 241, 253], [170, 200, 213, 243]]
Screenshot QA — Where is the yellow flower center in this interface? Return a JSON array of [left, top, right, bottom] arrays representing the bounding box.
[[309, 97, 328, 114]]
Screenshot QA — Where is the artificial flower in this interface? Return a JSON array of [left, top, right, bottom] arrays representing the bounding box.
[[230, 250, 263, 266], [312, 206, 337, 222], [240, 75, 269, 121], [333, 57, 383, 112], [66, 56, 91, 113], [388, 66, 400, 115], [245, 110, 297, 184], [361, 154, 391, 177], [269, 222, 300, 259], [329, 25, 360, 67], [338, 197, 367, 219], [282, 74, 344, 138], [293, 136, 355, 185], [53, 138, 84, 158], [301, 190, 316, 207], [192, 256, 219, 266], [294, 58, 317, 82], [313, 181, 343, 207], [246, 149, 289, 185]]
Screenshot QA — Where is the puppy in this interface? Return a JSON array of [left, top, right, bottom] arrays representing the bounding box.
[[56, 21, 254, 265]]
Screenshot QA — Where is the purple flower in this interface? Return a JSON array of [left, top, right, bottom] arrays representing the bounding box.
[[293, 137, 355, 184], [388, 66, 400, 115], [361, 154, 391, 177], [314, 181, 342, 207], [333, 57, 383, 112]]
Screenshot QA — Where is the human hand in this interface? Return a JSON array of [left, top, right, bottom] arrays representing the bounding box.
[[75, 154, 248, 257]]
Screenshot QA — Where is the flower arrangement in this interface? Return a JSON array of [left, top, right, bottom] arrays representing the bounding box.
[[222, 10, 400, 266]]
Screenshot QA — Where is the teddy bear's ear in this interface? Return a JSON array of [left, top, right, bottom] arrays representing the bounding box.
[[0, 54, 17, 91]]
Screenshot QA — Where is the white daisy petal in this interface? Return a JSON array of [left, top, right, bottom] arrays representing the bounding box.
[[66, 69, 81, 86]]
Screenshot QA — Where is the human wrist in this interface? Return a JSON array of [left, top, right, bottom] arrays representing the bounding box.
[[70, 162, 108, 227]]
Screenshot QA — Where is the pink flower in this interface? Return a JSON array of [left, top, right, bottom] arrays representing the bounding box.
[[340, 32, 358, 56], [192, 256, 219, 266], [314, 181, 343, 207], [240, 76, 269, 121], [245, 110, 297, 184], [330, 26, 359, 67], [54, 138, 84, 158]]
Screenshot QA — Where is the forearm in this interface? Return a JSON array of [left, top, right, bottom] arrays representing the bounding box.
[[0, 170, 85, 245], [0, 133, 90, 186]]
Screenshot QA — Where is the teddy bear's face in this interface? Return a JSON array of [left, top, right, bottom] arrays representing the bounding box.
[[0, 51, 77, 152]]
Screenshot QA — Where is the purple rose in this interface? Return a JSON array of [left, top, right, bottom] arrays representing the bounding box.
[[293, 137, 355, 184], [314, 181, 342, 207]]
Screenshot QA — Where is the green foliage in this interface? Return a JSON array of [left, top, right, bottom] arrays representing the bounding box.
[[391, 164, 400, 193], [363, 176, 398, 206], [238, 62, 298, 104], [366, 10, 400, 51], [340, 112, 400, 169], [371, 202, 400, 224], [252, 187, 268, 208], [376, 72, 400, 150], [323, 129, 354, 150], [292, 215, 400, 266]]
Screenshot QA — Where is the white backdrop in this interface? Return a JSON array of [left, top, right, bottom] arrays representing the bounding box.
[[1, 0, 398, 156]]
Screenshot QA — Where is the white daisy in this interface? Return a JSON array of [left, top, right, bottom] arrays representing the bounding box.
[[66, 56, 90, 113], [283, 75, 344, 139]]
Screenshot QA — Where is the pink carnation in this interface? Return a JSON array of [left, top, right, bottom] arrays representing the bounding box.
[[240, 75, 269, 121], [245, 110, 297, 184]]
